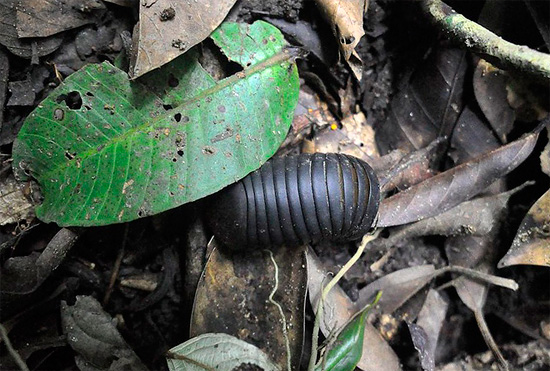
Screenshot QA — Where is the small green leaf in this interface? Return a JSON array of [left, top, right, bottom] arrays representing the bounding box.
[[12, 21, 299, 226], [166, 333, 280, 371], [316, 292, 382, 371]]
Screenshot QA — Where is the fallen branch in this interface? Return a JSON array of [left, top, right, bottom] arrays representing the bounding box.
[[421, 0, 550, 81]]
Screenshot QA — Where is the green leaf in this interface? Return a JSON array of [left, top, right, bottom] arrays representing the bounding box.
[[166, 333, 280, 371], [316, 292, 382, 371], [12, 21, 299, 226]]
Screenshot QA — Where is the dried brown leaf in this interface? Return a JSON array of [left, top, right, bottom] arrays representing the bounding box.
[[61, 296, 148, 370], [541, 129, 550, 177], [304, 112, 378, 162], [473, 59, 516, 143], [129, 0, 236, 79], [411, 289, 448, 371], [191, 245, 307, 370], [314, 0, 368, 79], [356, 265, 436, 313], [378, 130, 539, 227], [0, 49, 7, 131], [498, 189, 550, 268]]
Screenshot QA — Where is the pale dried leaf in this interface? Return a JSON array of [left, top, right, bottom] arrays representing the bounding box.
[[0, 175, 34, 225], [129, 0, 236, 79], [498, 189, 550, 268], [61, 296, 148, 370], [315, 0, 368, 79]]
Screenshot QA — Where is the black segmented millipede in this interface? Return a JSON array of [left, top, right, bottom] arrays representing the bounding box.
[[208, 153, 380, 249]]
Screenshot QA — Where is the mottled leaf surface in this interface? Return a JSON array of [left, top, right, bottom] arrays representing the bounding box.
[[166, 333, 278, 371], [12, 21, 299, 226], [190, 244, 306, 370]]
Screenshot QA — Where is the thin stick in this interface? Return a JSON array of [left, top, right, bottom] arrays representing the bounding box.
[[103, 224, 129, 306], [0, 323, 30, 371], [474, 309, 509, 371]]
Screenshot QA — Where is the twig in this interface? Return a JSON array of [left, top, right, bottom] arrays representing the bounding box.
[[435, 266, 518, 291], [0, 323, 30, 371], [103, 224, 129, 306], [421, 0, 550, 81], [474, 309, 509, 371]]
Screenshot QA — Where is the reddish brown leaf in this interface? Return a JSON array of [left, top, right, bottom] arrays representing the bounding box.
[[378, 130, 539, 227]]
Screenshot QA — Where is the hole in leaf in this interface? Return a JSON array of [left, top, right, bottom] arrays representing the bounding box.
[[86, 91, 94, 97], [168, 74, 179, 87], [56, 91, 82, 109], [174, 113, 182, 122], [172, 157, 177, 162], [163, 104, 173, 111], [177, 150, 184, 156]]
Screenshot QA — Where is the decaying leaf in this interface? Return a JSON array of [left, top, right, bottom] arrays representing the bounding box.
[[314, 0, 369, 79], [376, 48, 467, 154], [372, 186, 525, 254], [473, 59, 515, 143], [61, 295, 148, 370], [409, 289, 448, 371], [498, 189, 550, 268], [0, 49, 7, 130], [190, 245, 307, 369], [16, 0, 106, 38], [306, 248, 402, 371], [378, 130, 540, 227], [0, 0, 63, 60], [129, 0, 237, 79], [166, 333, 278, 371], [0, 175, 34, 225]]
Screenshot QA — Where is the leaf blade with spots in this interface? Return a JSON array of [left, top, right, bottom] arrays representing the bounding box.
[[12, 21, 300, 226]]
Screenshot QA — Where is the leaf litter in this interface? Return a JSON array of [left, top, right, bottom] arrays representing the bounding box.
[[1, 1, 550, 370]]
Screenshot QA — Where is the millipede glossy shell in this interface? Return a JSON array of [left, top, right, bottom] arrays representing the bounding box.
[[208, 153, 380, 249]]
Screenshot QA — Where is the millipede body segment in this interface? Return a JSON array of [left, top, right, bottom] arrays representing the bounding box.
[[208, 153, 380, 249]]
